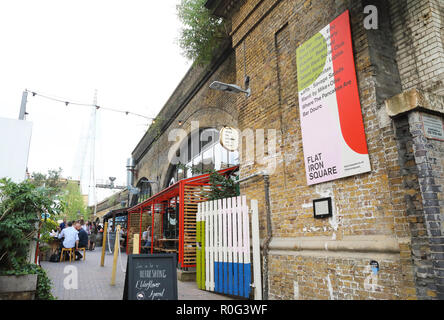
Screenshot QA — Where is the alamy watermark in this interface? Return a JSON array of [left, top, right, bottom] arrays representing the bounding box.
[[364, 5, 378, 30], [168, 121, 277, 175], [63, 265, 78, 290]]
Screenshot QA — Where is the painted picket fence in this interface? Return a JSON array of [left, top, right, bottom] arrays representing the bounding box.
[[196, 196, 261, 299]]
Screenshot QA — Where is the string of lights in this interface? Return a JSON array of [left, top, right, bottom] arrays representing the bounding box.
[[25, 89, 183, 125]]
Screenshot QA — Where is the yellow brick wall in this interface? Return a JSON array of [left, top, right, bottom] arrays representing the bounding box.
[[232, 0, 417, 299]]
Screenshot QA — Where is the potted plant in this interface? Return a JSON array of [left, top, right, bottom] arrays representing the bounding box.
[[0, 178, 59, 300], [38, 218, 59, 262]]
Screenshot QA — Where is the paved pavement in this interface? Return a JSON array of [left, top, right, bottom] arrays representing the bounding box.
[[40, 248, 232, 300]]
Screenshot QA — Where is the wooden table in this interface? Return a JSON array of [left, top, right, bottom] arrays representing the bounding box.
[[154, 238, 178, 253], [47, 238, 61, 254]]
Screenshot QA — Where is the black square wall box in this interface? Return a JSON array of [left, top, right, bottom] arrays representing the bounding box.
[[313, 197, 333, 219]]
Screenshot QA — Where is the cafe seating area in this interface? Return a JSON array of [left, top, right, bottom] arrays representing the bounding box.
[[126, 167, 238, 268]]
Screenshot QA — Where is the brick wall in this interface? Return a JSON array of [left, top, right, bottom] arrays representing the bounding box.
[[389, 0, 444, 95], [230, 0, 418, 299], [392, 114, 434, 299], [124, 0, 444, 299], [406, 111, 444, 299]]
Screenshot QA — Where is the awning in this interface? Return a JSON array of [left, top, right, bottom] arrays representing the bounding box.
[[103, 207, 129, 221]]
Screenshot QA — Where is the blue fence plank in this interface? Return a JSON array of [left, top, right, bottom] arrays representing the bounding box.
[[214, 261, 219, 293], [238, 263, 244, 297], [244, 263, 251, 298], [233, 262, 239, 296], [228, 262, 233, 295]]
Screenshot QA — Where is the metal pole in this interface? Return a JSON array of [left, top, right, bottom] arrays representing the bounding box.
[[100, 222, 108, 266], [151, 203, 155, 254], [126, 212, 131, 255], [19, 91, 28, 120], [111, 225, 121, 285], [139, 208, 143, 254], [262, 175, 272, 300]]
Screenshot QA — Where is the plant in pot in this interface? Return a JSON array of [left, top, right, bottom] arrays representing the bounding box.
[[176, 163, 239, 200], [0, 178, 60, 300], [38, 218, 59, 262]]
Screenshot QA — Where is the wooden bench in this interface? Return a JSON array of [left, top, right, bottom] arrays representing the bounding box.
[[155, 247, 177, 253]]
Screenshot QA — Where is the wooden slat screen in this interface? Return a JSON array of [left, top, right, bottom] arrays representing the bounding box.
[[182, 184, 211, 266]]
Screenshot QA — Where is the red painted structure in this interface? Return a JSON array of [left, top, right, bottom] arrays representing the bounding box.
[[126, 166, 238, 268]]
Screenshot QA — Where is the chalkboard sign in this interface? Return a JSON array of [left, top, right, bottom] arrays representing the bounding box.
[[123, 253, 178, 300]]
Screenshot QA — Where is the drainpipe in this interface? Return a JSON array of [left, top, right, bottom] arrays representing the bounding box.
[[262, 175, 272, 300], [126, 157, 135, 188], [126, 158, 140, 201], [238, 171, 272, 300]]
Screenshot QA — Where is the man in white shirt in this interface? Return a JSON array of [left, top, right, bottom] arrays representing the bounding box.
[[58, 221, 79, 249]]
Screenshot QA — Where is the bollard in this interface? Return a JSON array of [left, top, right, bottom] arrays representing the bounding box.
[[133, 234, 139, 254], [111, 225, 121, 286], [101, 222, 108, 267]]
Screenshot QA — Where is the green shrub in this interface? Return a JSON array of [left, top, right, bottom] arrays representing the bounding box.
[[177, 0, 229, 65], [39, 218, 59, 244], [0, 178, 60, 300], [0, 178, 59, 269]]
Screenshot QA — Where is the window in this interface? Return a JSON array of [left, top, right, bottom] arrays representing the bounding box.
[[164, 127, 239, 188], [136, 178, 152, 204]]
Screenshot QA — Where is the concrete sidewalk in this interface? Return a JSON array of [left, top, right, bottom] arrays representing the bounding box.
[[41, 248, 232, 300]]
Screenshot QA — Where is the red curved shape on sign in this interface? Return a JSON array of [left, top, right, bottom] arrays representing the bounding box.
[[330, 11, 368, 155]]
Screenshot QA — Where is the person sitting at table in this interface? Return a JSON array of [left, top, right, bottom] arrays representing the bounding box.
[[141, 226, 151, 252], [58, 221, 79, 260], [75, 222, 88, 260], [59, 218, 67, 231]]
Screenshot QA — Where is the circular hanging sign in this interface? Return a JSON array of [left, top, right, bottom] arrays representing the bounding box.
[[219, 126, 239, 151]]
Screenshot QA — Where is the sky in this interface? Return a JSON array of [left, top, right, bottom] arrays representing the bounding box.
[[0, 1, 191, 204]]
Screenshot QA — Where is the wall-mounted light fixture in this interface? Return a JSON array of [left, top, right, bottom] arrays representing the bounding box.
[[209, 76, 251, 97]]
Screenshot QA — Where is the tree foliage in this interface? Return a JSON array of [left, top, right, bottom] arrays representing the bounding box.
[[31, 169, 87, 221], [60, 181, 88, 222], [31, 168, 65, 199], [0, 178, 61, 270], [177, 0, 229, 65], [39, 218, 59, 245]]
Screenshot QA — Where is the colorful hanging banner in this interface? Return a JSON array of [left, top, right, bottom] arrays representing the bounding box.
[[296, 10, 371, 185]]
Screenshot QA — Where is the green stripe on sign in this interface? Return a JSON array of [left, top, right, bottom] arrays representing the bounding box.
[[196, 220, 200, 288], [296, 32, 327, 92]]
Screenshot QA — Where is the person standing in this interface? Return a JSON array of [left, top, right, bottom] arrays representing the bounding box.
[[58, 218, 67, 231], [86, 221, 91, 250], [80, 219, 87, 232], [89, 222, 97, 251]]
